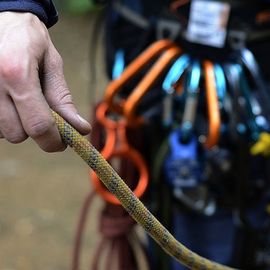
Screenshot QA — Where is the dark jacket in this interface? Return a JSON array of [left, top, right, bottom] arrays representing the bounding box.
[[0, 0, 58, 27]]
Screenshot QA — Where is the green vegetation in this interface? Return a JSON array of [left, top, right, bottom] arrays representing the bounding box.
[[54, 0, 103, 14]]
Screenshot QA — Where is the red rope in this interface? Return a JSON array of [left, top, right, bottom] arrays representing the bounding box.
[[71, 190, 96, 270]]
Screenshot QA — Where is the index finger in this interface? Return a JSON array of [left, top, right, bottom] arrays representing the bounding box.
[[7, 65, 66, 152]]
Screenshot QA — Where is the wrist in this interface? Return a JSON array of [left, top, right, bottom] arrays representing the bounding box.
[[0, 0, 58, 28]]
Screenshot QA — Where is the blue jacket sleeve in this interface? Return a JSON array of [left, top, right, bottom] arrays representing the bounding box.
[[0, 0, 58, 27]]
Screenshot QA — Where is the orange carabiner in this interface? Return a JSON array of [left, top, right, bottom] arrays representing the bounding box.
[[203, 60, 221, 149], [90, 102, 149, 205], [124, 46, 182, 126], [105, 39, 177, 114]]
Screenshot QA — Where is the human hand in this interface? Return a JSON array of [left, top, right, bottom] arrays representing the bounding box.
[[0, 12, 91, 152]]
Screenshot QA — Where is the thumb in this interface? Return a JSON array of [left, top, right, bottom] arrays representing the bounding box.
[[42, 44, 91, 135]]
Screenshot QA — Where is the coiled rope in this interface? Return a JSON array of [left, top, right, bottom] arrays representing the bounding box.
[[52, 110, 237, 270]]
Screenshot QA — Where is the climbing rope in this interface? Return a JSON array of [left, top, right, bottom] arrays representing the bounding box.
[[51, 110, 237, 270]]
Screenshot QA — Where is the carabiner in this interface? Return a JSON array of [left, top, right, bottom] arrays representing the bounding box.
[[224, 63, 249, 137], [214, 63, 226, 107], [112, 49, 125, 80], [240, 48, 270, 122], [90, 102, 149, 205], [162, 54, 190, 126], [123, 46, 182, 126], [226, 64, 261, 141], [181, 60, 201, 143], [238, 65, 262, 140], [105, 39, 177, 114], [162, 54, 190, 94], [203, 61, 221, 149]]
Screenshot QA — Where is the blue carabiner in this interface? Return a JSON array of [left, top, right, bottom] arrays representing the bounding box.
[[214, 64, 226, 105], [187, 60, 201, 94], [112, 49, 125, 80], [181, 60, 201, 142], [162, 54, 190, 127], [162, 54, 190, 94]]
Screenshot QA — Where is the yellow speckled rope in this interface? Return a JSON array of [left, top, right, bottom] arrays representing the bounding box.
[[52, 110, 237, 270]]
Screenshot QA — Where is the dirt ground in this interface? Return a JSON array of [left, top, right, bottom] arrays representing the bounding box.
[[0, 13, 108, 270]]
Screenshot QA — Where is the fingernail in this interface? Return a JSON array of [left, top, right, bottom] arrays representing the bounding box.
[[77, 114, 90, 126]]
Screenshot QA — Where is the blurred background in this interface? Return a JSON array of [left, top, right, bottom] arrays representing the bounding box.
[[0, 2, 107, 269], [1, 1, 270, 270]]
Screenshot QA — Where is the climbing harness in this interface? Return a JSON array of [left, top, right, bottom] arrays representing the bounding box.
[[68, 1, 270, 269], [52, 109, 236, 270]]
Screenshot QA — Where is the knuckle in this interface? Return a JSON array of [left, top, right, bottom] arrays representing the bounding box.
[[26, 117, 54, 138], [0, 60, 26, 83], [6, 132, 27, 144], [0, 117, 27, 143], [55, 86, 73, 104]]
